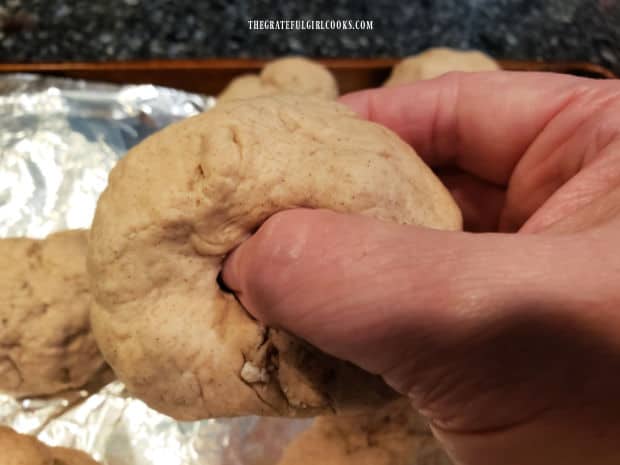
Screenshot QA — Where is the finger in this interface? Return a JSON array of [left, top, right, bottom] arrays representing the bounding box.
[[504, 106, 620, 232], [339, 71, 594, 186], [222, 209, 619, 433], [221, 209, 557, 389], [436, 168, 506, 232], [530, 182, 620, 234]]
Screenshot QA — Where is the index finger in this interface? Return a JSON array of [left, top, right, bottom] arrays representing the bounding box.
[[339, 71, 593, 186]]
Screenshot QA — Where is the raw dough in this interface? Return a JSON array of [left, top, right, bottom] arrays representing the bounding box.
[[218, 57, 338, 101], [276, 399, 453, 465], [50, 447, 101, 465], [0, 426, 51, 465], [384, 48, 500, 86], [0, 426, 99, 465], [88, 95, 462, 420], [0, 230, 106, 397]]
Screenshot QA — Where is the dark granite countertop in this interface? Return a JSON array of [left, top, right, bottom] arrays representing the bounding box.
[[1, 0, 619, 75]]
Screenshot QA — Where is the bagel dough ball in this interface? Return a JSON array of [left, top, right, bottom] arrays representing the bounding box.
[[0, 230, 105, 397], [218, 57, 338, 101], [0, 426, 99, 465], [384, 48, 500, 86], [88, 95, 462, 420], [276, 399, 452, 465], [0, 426, 51, 465]]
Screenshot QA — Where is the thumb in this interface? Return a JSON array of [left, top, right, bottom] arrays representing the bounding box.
[[222, 208, 582, 424], [222, 208, 620, 465]]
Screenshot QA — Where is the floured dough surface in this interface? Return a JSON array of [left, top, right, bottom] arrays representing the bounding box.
[[218, 57, 338, 101], [276, 400, 453, 465], [0, 230, 105, 397], [384, 48, 499, 86], [0, 426, 99, 465], [88, 94, 462, 420]]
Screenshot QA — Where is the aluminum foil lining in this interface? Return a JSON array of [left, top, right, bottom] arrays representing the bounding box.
[[0, 73, 213, 238], [0, 73, 310, 464]]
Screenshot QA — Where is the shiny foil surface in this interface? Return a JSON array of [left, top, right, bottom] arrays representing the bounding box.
[[0, 73, 212, 238], [0, 74, 308, 464]]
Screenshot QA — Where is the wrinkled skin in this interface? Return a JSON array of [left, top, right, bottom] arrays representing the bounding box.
[[223, 72, 620, 465]]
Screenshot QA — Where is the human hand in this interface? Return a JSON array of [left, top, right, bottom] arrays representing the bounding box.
[[222, 72, 620, 465]]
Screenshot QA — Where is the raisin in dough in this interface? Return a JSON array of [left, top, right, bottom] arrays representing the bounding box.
[[0, 426, 99, 465], [218, 57, 338, 101], [0, 230, 105, 397], [276, 399, 453, 465], [384, 48, 499, 86], [88, 95, 462, 420]]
